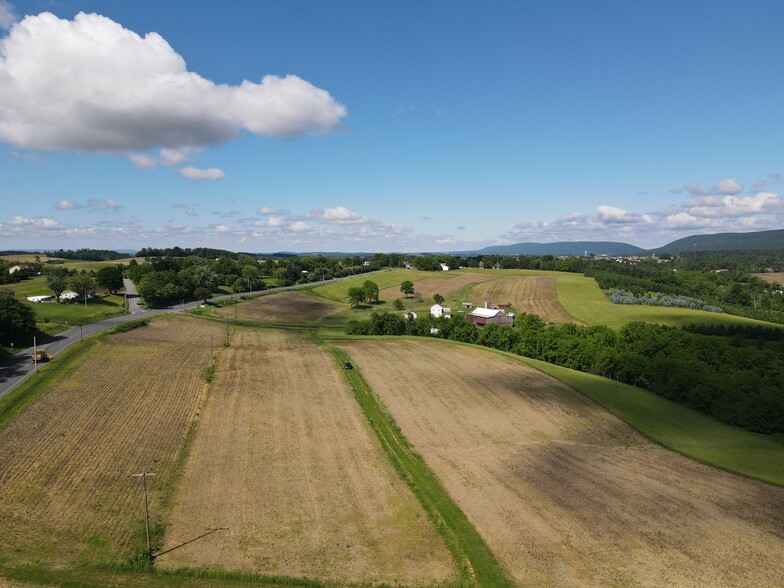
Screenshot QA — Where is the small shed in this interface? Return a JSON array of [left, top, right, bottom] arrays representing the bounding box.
[[461, 302, 473, 308], [404, 309, 418, 320]]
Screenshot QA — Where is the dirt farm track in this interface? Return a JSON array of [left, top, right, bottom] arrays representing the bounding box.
[[340, 338, 784, 587]]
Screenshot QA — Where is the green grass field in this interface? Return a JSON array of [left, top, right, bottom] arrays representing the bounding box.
[[310, 268, 454, 302], [514, 355, 784, 487], [554, 272, 781, 329], [4, 276, 128, 338]]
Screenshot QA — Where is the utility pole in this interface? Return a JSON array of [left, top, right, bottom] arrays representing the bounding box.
[[210, 333, 214, 368], [33, 336, 37, 372], [131, 472, 157, 559], [226, 319, 230, 347]]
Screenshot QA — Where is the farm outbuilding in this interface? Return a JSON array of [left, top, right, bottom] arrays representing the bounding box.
[[404, 309, 418, 320], [430, 303, 452, 318], [466, 307, 513, 327]]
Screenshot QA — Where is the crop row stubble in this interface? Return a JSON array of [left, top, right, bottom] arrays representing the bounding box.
[[0, 315, 224, 565]]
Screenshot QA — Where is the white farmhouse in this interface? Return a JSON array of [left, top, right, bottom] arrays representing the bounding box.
[[430, 303, 452, 318]]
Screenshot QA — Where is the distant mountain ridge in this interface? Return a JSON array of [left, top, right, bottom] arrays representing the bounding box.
[[463, 241, 647, 257], [651, 229, 784, 254], [458, 229, 784, 257]]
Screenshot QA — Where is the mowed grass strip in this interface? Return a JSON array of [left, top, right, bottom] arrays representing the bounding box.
[[515, 355, 784, 486], [340, 338, 784, 587], [323, 341, 512, 588], [0, 315, 224, 568], [158, 328, 455, 586]]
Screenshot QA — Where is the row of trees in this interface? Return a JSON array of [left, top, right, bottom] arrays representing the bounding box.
[[345, 313, 784, 434], [125, 253, 386, 307]]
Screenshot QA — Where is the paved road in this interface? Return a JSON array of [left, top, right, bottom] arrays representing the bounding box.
[[0, 272, 376, 400], [123, 277, 142, 314]]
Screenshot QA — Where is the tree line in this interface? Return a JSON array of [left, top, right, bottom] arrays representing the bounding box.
[[346, 312, 784, 435]]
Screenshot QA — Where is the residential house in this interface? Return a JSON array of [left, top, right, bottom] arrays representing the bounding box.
[[430, 303, 452, 318]]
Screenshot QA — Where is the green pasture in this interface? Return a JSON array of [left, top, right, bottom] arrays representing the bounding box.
[[516, 355, 784, 487], [5, 276, 128, 337], [554, 272, 781, 329], [310, 268, 453, 302]]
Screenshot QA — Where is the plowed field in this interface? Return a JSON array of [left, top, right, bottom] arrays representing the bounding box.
[[158, 328, 454, 584], [469, 275, 577, 323], [339, 338, 784, 587], [216, 291, 344, 325], [0, 315, 223, 565], [379, 272, 487, 301]]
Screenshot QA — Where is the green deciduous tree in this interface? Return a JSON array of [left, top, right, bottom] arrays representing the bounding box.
[[68, 273, 97, 302], [96, 265, 123, 294], [400, 280, 415, 297], [363, 280, 379, 303], [44, 266, 69, 301], [0, 293, 36, 344], [348, 286, 366, 307]]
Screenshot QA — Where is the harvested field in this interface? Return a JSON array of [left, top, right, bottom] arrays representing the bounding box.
[[754, 272, 784, 287], [339, 338, 784, 587], [0, 315, 222, 565], [159, 328, 454, 584], [215, 291, 344, 324], [379, 272, 487, 301], [470, 275, 577, 323]]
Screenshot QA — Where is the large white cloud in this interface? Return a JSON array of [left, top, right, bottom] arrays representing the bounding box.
[[0, 12, 347, 152]]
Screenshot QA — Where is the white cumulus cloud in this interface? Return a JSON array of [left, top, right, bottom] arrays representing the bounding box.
[[0, 12, 347, 153], [178, 166, 225, 180], [714, 178, 743, 195], [310, 205, 369, 224], [55, 199, 81, 210]]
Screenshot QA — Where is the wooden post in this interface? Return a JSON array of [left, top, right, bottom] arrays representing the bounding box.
[[131, 472, 157, 559]]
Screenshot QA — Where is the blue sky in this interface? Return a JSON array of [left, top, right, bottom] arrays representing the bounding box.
[[1, 0, 783, 253]]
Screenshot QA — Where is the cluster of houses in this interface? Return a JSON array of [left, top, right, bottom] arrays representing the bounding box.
[[404, 301, 514, 327]]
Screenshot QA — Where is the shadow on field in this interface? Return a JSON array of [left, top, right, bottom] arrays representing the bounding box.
[[154, 527, 228, 560]]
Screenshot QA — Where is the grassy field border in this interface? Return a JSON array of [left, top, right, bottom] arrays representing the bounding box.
[[317, 335, 512, 588]]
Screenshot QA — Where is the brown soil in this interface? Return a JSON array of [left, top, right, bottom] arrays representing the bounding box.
[[216, 291, 345, 325], [158, 328, 454, 584], [469, 275, 578, 323], [0, 315, 223, 565], [339, 338, 784, 587], [379, 272, 487, 301]]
